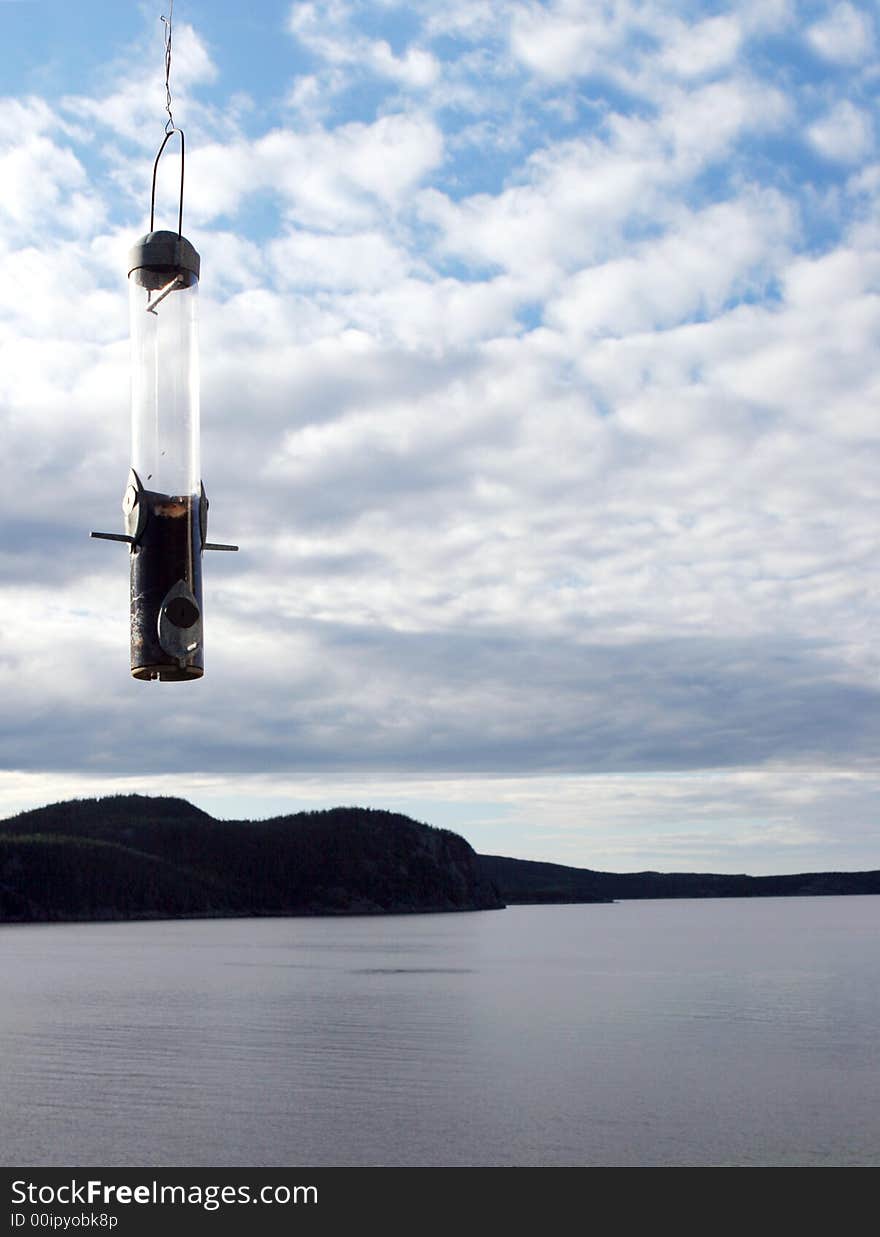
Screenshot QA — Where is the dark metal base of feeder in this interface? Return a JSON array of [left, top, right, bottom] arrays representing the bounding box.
[[130, 489, 204, 682]]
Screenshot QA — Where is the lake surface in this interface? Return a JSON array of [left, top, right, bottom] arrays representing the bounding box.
[[1, 898, 878, 1167]]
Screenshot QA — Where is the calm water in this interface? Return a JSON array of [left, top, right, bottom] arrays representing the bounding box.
[[1, 899, 878, 1168]]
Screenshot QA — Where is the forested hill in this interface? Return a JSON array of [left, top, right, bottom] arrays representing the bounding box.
[[0, 795, 504, 922], [479, 853, 880, 903], [1, 796, 877, 925]]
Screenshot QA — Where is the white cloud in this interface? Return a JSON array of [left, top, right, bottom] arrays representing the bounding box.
[[547, 191, 794, 339], [709, 245, 880, 441], [269, 230, 415, 291], [734, 0, 794, 37], [288, 1, 440, 89], [806, 2, 875, 64], [0, 134, 99, 237], [423, 1, 506, 42], [61, 23, 218, 147], [368, 41, 440, 88], [0, 238, 124, 338], [658, 15, 744, 79], [186, 113, 444, 228], [652, 76, 790, 167], [808, 100, 874, 164], [458, 763, 880, 872], [508, 3, 757, 97], [419, 75, 787, 293], [509, 1, 614, 81], [0, 96, 55, 142]]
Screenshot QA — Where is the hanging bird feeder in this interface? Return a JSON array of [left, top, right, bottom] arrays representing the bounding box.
[[92, 10, 236, 680]]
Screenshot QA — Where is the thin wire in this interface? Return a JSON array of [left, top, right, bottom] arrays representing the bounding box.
[[160, 0, 176, 135], [151, 0, 185, 235]]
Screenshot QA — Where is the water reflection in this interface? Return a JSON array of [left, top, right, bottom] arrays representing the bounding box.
[[1, 900, 879, 1167]]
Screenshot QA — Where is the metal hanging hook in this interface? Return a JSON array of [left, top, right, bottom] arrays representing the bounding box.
[[149, 126, 186, 236]]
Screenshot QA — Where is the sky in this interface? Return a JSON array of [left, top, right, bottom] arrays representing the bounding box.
[[0, 0, 878, 874]]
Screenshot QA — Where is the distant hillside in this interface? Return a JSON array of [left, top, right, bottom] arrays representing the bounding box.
[[2, 796, 878, 925], [478, 853, 880, 903], [0, 796, 503, 922]]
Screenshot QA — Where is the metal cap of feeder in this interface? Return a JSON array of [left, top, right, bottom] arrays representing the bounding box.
[[128, 229, 200, 284]]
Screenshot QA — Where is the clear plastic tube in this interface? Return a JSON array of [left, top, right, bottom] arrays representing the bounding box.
[[129, 267, 200, 498]]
